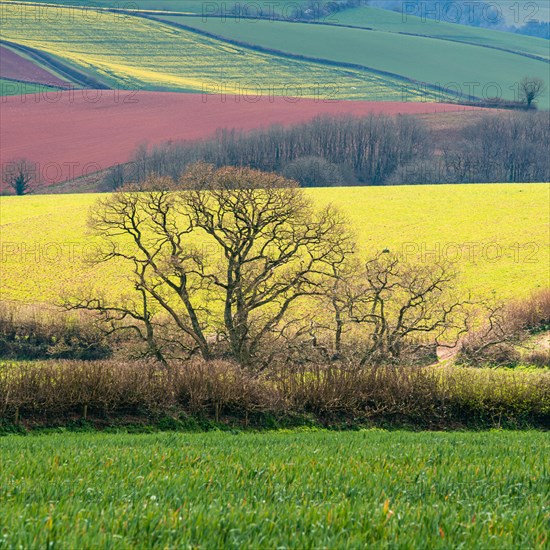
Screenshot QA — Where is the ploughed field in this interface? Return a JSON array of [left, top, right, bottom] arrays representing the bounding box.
[[0, 91, 480, 188], [0, 45, 71, 89], [0, 430, 548, 548], [0, 183, 548, 303]]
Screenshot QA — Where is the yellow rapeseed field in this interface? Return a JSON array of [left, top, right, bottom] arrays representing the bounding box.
[[0, 184, 548, 304]]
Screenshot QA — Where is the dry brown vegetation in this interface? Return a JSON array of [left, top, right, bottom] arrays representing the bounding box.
[[1, 358, 548, 429], [458, 290, 550, 367]]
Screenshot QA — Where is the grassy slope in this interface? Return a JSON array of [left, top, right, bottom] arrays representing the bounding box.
[[163, 11, 550, 107], [336, 6, 550, 59], [0, 78, 61, 95], [7, 0, 548, 22], [0, 184, 548, 303], [0, 3, 433, 100], [345, 1, 550, 27], [1, 430, 548, 548]]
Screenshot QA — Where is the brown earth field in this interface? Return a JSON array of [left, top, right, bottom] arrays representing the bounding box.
[[0, 90, 485, 190], [0, 45, 71, 89]]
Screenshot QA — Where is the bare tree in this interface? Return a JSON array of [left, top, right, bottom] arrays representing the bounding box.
[[64, 175, 213, 361], [519, 76, 546, 109], [65, 164, 354, 367], [282, 156, 344, 187], [340, 252, 471, 366], [102, 163, 126, 191], [179, 163, 354, 366], [2, 158, 37, 195], [458, 289, 550, 365]]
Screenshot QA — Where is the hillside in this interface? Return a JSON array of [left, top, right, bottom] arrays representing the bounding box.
[[0, 91, 480, 188], [1, 184, 548, 303], [1, 3, 438, 101], [159, 9, 550, 107], [335, 6, 550, 59], [3, 2, 547, 107]]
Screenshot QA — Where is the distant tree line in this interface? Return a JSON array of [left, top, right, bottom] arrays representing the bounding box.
[[389, 112, 550, 184], [113, 114, 429, 188], [368, 0, 549, 38], [104, 111, 549, 189], [511, 21, 550, 39], [227, 0, 368, 21]]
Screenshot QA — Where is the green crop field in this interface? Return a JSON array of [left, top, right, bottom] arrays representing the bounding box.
[[0, 430, 548, 548], [0, 183, 548, 304], [162, 9, 550, 107], [2, 2, 547, 104], [0, 3, 435, 101]]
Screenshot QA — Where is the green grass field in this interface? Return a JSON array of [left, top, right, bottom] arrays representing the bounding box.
[[0, 184, 548, 303], [163, 9, 550, 107], [336, 6, 550, 59], [0, 3, 432, 100], [0, 430, 548, 548], [7, 0, 548, 24]]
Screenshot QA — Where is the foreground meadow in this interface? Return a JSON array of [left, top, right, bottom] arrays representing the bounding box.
[[0, 184, 548, 303], [0, 430, 548, 548]]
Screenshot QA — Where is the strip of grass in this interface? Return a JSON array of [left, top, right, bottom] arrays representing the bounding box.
[[0, 77, 61, 96], [1, 0, 313, 14], [0, 430, 548, 548]]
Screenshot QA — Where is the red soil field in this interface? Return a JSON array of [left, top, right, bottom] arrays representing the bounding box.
[[0, 90, 481, 188], [0, 46, 70, 89]]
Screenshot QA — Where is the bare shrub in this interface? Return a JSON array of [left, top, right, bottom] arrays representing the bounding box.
[[459, 290, 550, 366], [1, 359, 548, 428], [0, 302, 111, 361], [523, 349, 550, 368]]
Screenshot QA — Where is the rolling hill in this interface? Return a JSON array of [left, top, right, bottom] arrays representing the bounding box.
[[1, 3, 439, 101], [158, 8, 550, 107], [0, 1, 547, 186], [333, 5, 550, 59], [0, 91, 477, 188], [1, 2, 547, 107]]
